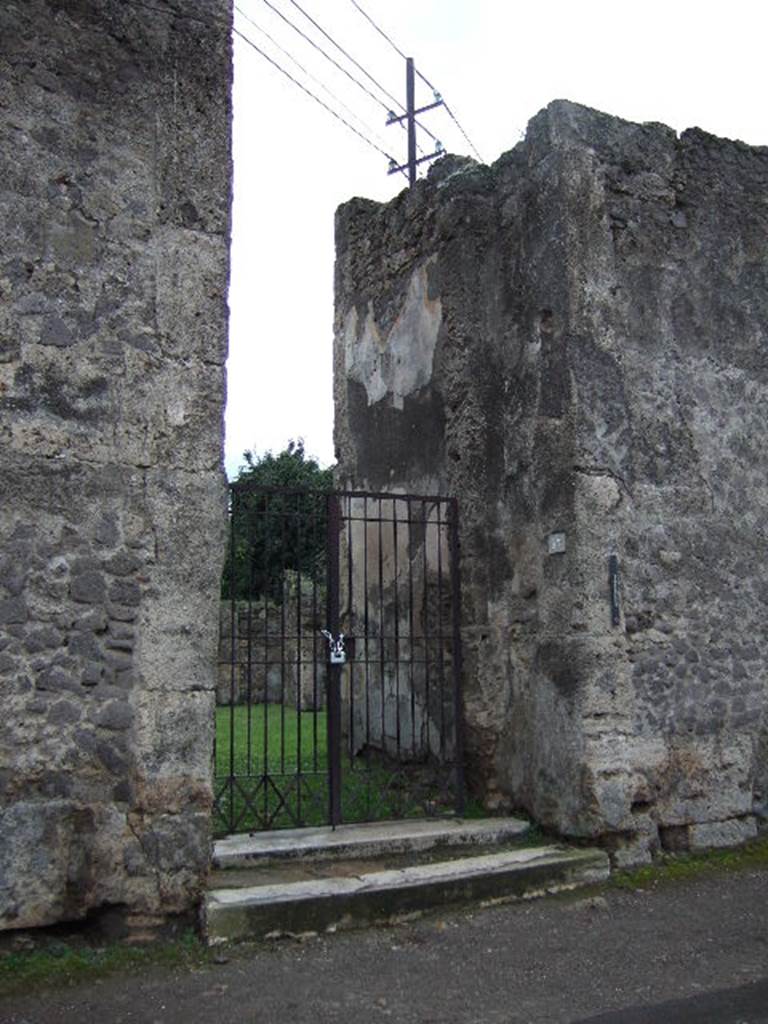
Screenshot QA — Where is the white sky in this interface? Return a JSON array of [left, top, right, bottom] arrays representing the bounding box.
[[226, 0, 766, 479]]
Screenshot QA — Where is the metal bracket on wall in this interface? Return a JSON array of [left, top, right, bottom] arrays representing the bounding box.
[[609, 555, 620, 626]]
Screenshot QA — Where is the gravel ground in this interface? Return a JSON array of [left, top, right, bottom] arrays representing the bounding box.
[[2, 868, 767, 1023]]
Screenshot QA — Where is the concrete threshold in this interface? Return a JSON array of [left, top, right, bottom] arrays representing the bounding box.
[[213, 816, 531, 869], [205, 844, 610, 944], [214, 811, 532, 868]]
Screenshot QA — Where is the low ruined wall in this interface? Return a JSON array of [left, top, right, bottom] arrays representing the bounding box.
[[334, 100, 768, 864], [217, 596, 328, 711], [0, 1, 231, 932]]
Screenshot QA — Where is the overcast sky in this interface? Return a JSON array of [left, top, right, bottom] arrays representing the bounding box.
[[225, 0, 766, 478]]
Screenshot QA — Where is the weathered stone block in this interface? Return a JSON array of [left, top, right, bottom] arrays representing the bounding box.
[[95, 700, 134, 732], [0, 799, 133, 929], [687, 817, 758, 851], [132, 690, 215, 784], [0, 598, 28, 625]]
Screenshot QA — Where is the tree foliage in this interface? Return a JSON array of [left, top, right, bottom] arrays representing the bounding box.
[[234, 440, 334, 491], [222, 441, 333, 601]]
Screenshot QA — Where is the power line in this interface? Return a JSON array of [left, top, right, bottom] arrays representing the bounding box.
[[262, 0, 434, 155], [442, 101, 484, 163], [348, 0, 434, 91], [348, 0, 484, 163], [259, 0, 392, 117], [234, 4, 391, 151], [233, 26, 406, 175], [287, 0, 404, 114], [349, 0, 406, 60], [285, 0, 439, 146]]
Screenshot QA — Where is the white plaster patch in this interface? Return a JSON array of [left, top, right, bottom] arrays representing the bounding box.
[[166, 397, 187, 426], [344, 257, 441, 410]]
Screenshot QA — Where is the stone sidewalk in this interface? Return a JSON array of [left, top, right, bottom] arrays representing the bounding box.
[[2, 867, 767, 1023]]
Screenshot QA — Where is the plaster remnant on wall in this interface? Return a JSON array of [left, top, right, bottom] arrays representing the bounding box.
[[344, 258, 441, 410]]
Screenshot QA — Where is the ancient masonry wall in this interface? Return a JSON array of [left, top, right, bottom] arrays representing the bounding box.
[[217, 595, 328, 709], [0, 1, 231, 931], [334, 100, 768, 865]]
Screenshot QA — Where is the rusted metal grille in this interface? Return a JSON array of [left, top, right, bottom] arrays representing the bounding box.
[[213, 487, 464, 836]]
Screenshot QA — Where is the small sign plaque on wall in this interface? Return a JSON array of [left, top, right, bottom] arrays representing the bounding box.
[[547, 532, 566, 555]]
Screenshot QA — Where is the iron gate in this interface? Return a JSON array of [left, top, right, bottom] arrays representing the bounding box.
[[213, 487, 465, 836]]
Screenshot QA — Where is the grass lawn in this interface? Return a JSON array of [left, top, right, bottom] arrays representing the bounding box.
[[214, 703, 331, 833], [214, 704, 463, 835], [215, 702, 326, 777]]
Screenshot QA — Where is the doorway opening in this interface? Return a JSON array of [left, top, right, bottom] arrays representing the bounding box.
[[213, 485, 465, 836]]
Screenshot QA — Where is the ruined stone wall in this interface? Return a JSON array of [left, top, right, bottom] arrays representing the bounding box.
[[334, 101, 768, 865], [217, 594, 327, 710], [0, 1, 231, 932]]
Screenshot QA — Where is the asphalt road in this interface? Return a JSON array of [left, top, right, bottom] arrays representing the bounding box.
[[2, 868, 767, 1024]]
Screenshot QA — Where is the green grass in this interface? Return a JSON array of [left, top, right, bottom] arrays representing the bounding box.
[[215, 702, 326, 776], [214, 704, 462, 835], [0, 931, 209, 999], [609, 834, 768, 890], [214, 704, 326, 833]]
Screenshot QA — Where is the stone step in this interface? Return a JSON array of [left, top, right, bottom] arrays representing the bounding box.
[[212, 816, 531, 870], [205, 844, 610, 945]]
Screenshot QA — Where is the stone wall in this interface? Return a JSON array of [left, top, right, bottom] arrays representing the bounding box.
[[217, 594, 328, 710], [334, 100, 768, 865], [0, 1, 231, 932]]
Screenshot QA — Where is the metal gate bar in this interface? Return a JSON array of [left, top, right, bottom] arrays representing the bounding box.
[[214, 487, 464, 836], [335, 492, 464, 824]]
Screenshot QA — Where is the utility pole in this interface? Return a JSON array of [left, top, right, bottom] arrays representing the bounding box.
[[387, 57, 444, 185], [406, 56, 416, 186]]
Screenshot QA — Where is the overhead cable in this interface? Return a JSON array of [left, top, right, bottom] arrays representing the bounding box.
[[285, 0, 438, 145], [287, 0, 404, 113], [233, 27, 406, 175], [442, 101, 484, 163], [348, 0, 483, 162], [349, 0, 406, 59], [234, 4, 391, 151], [348, 0, 435, 91], [259, 0, 392, 117]]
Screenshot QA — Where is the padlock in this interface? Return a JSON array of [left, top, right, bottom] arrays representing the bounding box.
[[320, 629, 346, 666]]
